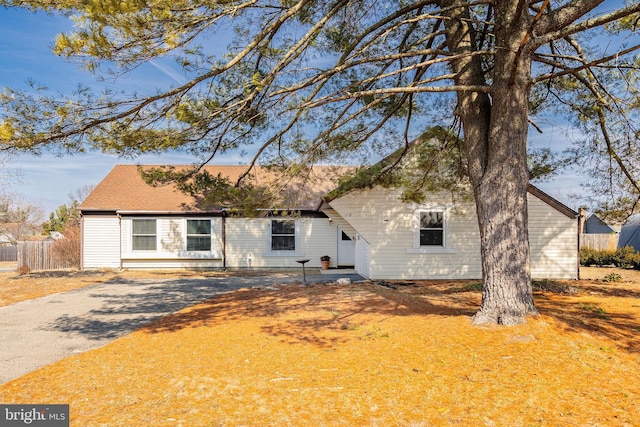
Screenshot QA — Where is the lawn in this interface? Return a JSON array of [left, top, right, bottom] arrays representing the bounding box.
[[1, 267, 639, 426]]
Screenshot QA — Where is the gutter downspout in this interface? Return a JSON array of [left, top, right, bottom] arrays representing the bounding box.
[[577, 214, 581, 280], [222, 209, 227, 271], [117, 213, 123, 270], [80, 213, 84, 270], [577, 207, 587, 279]]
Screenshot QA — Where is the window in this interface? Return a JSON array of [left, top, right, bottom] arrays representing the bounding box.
[[419, 211, 444, 246], [187, 219, 211, 251], [271, 219, 296, 251], [132, 219, 157, 251], [408, 208, 456, 254]]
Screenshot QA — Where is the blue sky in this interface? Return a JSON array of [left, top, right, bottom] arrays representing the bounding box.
[[0, 7, 207, 212], [0, 6, 586, 214]]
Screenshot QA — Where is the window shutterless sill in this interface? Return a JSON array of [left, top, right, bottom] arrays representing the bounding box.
[[406, 247, 458, 254], [122, 252, 222, 260]]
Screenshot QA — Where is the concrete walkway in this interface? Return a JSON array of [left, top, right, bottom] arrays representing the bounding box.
[[0, 272, 362, 384]]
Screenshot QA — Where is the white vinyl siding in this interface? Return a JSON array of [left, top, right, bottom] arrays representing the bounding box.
[[329, 187, 577, 280], [354, 235, 372, 279], [85, 215, 336, 270], [121, 217, 222, 264], [224, 217, 337, 268], [329, 188, 480, 280], [82, 215, 121, 269], [528, 196, 578, 279], [121, 258, 224, 269], [161, 219, 183, 252]]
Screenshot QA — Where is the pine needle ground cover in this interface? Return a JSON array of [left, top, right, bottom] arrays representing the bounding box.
[[1, 267, 639, 426]]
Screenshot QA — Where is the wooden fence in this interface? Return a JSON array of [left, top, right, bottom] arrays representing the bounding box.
[[0, 246, 17, 262], [579, 233, 620, 251], [17, 240, 74, 271]]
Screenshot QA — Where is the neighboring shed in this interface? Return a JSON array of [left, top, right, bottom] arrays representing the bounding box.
[[579, 211, 620, 251], [585, 214, 620, 234]]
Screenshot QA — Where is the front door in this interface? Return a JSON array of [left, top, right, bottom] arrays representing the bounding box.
[[337, 228, 355, 267]]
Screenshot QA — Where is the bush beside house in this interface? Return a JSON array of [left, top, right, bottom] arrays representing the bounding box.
[[580, 246, 640, 269]]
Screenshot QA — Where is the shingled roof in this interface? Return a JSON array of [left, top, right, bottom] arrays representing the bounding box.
[[79, 165, 348, 213]]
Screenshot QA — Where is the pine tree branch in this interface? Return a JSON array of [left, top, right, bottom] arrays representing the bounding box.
[[531, 43, 640, 85], [533, 1, 640, 47]]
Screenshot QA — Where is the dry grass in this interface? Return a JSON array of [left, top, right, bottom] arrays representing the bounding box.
[[1, 267, 639, 426]]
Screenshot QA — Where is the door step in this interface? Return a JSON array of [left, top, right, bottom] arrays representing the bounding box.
[[320, 268, 356, 275]]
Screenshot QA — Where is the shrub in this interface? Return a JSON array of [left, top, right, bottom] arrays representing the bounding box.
[[462, 282, 483, 292], [580, 247, 615, 266], [602, 273, 623, 283], [611, 246, 631, 268], [580, 246, 640, 269], [579, 247, 596, 266], [51, 226, 81, 269], [17, 265, 31, 275]]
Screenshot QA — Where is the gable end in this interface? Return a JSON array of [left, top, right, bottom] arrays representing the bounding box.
[[527, 185, 577, 219]]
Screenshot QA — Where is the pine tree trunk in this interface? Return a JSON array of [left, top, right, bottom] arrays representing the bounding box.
[[444, 1, 539, 325], [470, 84, 538, 325]]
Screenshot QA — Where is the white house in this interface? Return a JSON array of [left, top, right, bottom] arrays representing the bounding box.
[[79, 165, 349, 270], [323, 184, 578, 280], [79, 164, 579, 279]]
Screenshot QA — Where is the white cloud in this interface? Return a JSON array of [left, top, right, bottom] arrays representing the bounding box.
[[147, 60, 188, 86]]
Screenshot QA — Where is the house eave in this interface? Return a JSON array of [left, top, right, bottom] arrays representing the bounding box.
[[80, 208, 326, 218], [324, 182, 578, 220], [527, 184, 578, 219], [115, 209, 224, 216]]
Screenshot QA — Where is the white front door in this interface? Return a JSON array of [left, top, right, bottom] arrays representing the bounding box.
[[337, 228, 355, 267]]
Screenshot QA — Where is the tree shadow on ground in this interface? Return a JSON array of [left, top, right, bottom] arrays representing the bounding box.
[[140, 281, 479, 348], [139, 278, 639, 353], [46, 276, 280, 340], [534, 292, 640, 353], [45, 274, 362, 341], [53, 314, 159, 340], [47, 274, 639, 354]]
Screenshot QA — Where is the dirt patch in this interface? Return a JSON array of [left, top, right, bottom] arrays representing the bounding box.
[[1, 267, 639, 426]]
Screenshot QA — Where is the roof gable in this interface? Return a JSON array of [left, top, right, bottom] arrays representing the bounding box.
[[585, 214, 619, 233], [526, 185, 577, 219], [321, 131, 578, 219]]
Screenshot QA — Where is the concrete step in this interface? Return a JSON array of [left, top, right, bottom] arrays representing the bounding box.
[[320, 268, 356, 275]]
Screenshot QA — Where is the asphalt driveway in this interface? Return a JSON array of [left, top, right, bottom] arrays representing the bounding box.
[[0, 272, 362, 384]]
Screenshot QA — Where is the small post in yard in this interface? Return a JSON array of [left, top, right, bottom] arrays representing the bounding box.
[[296, 259, 310, 285]]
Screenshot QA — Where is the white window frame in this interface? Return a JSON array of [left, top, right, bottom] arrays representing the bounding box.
[[131, 218, 158, 252], [406, 207, 457, 254], [184, 218, 214, 253], [265, 218, 303, 256]]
